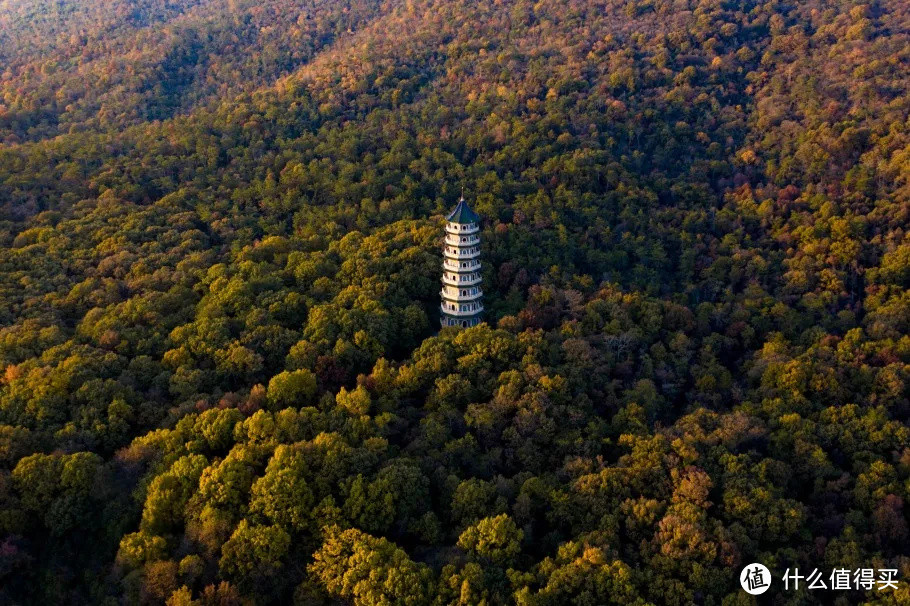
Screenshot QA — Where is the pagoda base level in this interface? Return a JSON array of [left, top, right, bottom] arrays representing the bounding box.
[[441, 314, 483, 328]]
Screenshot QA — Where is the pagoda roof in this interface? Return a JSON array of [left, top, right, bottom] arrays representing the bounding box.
[[446, 197, 480, 224]]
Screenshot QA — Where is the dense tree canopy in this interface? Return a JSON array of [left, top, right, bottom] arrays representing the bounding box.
[[0, 0, 907, 604]]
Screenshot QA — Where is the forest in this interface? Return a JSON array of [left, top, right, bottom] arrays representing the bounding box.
[[0, 0, 908, 604]]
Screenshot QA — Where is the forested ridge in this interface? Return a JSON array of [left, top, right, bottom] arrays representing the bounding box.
[[0, 0, 908, 604]]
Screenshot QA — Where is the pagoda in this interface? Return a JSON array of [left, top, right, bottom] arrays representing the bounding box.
[[440, 196, 484, 328]]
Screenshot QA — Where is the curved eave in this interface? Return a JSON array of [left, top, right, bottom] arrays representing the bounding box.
[[446, 198, 481, 224], [441, 304, 485, 317]]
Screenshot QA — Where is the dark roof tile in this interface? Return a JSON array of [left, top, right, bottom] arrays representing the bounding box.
[[446, 197, 480, 223]]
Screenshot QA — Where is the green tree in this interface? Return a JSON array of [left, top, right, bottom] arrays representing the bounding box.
[[309, 526, 434, 606], [267, 369, 318, 409], [457, 514, 523, 567]]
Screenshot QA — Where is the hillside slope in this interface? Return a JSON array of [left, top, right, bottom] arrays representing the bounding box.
[[0, 0, 908, 604], [0, 0, 390, 141]]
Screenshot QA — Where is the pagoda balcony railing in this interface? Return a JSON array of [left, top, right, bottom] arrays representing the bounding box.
[[443, 259, 481, 271], [445, 234, 480, 246], [441, 303, 484, 317], [441, 288, 483, 301], [442, 275, 482, 287], [444, 248, 481, 259], [446, 223, 479, 235]]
